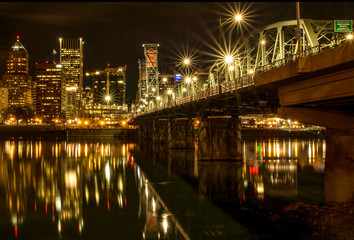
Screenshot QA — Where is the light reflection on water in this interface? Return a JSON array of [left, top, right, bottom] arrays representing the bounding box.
[[0, 140, 184, 239], [0, 137, 326, 239]]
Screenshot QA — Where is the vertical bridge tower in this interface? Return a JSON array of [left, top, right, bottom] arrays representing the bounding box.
[[142, 43, 159, 109]]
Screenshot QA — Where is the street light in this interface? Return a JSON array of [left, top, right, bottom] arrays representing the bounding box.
[[225, 55, 233, 63], [235, 14, 242, 21], [183, 58, 190, 65]]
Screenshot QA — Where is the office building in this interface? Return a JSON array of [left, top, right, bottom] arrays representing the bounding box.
[[59, 37, 84, 118], [1, 36, 32, 108], [35, 61, 66, 122]]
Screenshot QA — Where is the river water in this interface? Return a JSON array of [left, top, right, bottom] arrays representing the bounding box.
[[0, 136, 325, 239]]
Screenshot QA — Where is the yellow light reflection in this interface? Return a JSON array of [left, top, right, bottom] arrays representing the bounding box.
[[85, 144, 88, 158]]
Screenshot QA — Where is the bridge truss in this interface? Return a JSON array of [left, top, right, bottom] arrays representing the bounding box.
[[210, 19, 348, 87]]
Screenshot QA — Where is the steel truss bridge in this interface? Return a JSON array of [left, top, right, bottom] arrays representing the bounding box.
[[133, 19, 352, 118]]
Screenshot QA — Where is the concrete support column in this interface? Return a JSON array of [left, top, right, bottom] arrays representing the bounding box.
[[152, 119, 168, 144], [167, 118, 194, 149], [197, 117, 242, 161], [325, 128, 354, 203], [139, 120, 153, 141]]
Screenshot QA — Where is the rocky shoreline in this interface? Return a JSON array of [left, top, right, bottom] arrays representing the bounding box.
[[268, 201, 354, 240]]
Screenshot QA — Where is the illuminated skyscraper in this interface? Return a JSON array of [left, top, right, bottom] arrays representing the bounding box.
[[1, 36, 32, 108], [59, 38, 84, 118], [35, 61, 66, 122]]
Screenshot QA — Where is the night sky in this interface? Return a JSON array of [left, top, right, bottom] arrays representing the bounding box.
[[0, 2, 353, 99]]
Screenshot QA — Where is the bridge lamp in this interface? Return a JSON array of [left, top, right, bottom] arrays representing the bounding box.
[[182, 87, 187, 92], [225, 55, 233, 64], [229, 66, 235, 71], [163, 77, 167, 82], [235, 14, 242, 22], [261, 40, 266, 45], [156, 96, 161, 101], [183, 58, 190, 65], [185, 77, 191, 83], [167, 89, 173, 95], [192, 77, 197, 81], [249, 69, 254, 74], [152, 87, 156, 92], [95, 71, 100, 75], [347, 34, 353, 40]]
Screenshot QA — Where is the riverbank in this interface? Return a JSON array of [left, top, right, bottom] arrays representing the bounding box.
[[0, 125, 138, 140], [269, 201, 354, 240]]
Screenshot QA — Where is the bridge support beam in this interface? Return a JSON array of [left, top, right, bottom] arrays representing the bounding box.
[[197, 117, 242, 161], [325, 128, 354, 203], [167, 118, 194, 149], [152, 119, 168, 144]]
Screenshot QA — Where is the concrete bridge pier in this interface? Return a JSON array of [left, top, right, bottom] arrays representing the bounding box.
[[325, 128, 354, 203], [139, 120, 153, 141], [152, 119, 168, 144], [167, 118, 194, 149], [197, 117, 242, 161]]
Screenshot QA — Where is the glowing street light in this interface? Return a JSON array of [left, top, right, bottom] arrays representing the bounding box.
[[163, 77, 167, 82], [185, 77, 191, 83], [183, 58, 190, 65], [156, 96, 161, 101], [167, 89, 173, 95], [225, 55, 233, 63], [347, 33, 353, 40], [229, 65, 235, 71], [235, 14, 242, 21], [105, 95, 111, 101]]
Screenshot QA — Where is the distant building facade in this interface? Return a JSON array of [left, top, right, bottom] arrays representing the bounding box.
[[35, 61, 66, 122], [0, 88, 8, 120], [1, 36, 32, 108], [59, 38, 84, 119], [84, 66, 127, 119]]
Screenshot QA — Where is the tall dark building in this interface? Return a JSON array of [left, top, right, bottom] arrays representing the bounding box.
[[35, 61, 66, 122], [1, 36, 32, 108]]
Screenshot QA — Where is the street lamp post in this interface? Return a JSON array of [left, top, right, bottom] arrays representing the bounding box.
[[296, 2, 302, 57]]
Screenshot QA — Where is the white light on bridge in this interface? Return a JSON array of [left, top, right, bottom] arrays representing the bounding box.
[[152, 88, 156, 92], [261, 40, 266, 45], [249, 69, 254, 74], [185, 77, 191, 83], [235, 14, 242, 21], [167, 89, 173, 95], [163, 77, 167, 82], [182, 88, 187, 92], [347, 34, 353, 40], [156, 96, 161, 100], [183, 58, 190, 65], [225, 55, 233, 63], [229, 66, 235, 71]]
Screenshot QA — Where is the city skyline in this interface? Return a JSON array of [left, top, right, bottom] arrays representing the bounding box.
[[0, 2, 353, 98]]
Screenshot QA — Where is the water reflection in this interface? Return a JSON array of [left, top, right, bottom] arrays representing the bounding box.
[[141, 138, 325, 210], [0, 137, 325, 238], [0, 140, 185, 239]]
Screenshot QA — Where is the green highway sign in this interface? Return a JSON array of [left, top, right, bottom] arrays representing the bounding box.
[[334, 20, 352, 32]]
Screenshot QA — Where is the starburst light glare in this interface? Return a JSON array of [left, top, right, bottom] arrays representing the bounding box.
[[225, 55, 233, 63], [235, 14, 242, 21]]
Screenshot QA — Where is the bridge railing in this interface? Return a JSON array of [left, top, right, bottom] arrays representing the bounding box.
[[256, 35, 348, 74]]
